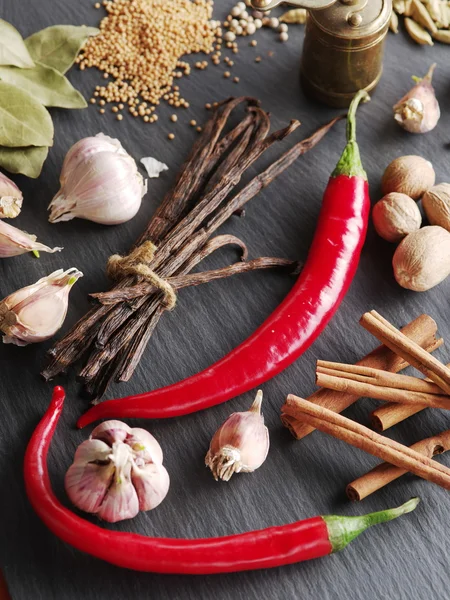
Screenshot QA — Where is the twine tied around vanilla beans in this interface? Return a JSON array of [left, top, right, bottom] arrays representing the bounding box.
[[106, 241, 177, 310]]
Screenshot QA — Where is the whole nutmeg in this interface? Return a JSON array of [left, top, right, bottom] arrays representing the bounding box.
[[393, 226, 450, 292], [382, 156, 435, 200], [422, 183, 450, 233], [372, 193, 422, 243]]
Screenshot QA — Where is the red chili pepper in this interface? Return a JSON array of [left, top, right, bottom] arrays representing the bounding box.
[[26, 388, 418, 575], [78, 91, 371, 428]]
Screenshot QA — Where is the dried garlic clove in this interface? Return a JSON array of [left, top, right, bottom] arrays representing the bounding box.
[[393, 0, 407, 14], [393, 64, 440, 134], [0, 268, 82, 345], [0, 171, 23, 218], [0, 219, 62, 258], [404, 17, 434, 44], [205, 390, 270, 481]]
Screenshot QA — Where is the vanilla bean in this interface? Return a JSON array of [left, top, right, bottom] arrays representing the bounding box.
[[91, 257, 296, 304], [114, 118, 342, 387]]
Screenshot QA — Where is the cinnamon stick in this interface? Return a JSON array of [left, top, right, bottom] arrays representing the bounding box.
[[316, 366, 450, 410], [347, 429, 450, 500], [360, 310, 450, 394], [280, 315, 442, 439], [283, 395, 450, 490]]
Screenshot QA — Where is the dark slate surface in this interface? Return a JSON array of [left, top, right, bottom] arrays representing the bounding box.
[[1, 1, 450, 598]]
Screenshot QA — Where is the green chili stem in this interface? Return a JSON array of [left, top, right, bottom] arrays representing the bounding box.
[[324, 497, 420, 553], [332, 89, 370, 180]]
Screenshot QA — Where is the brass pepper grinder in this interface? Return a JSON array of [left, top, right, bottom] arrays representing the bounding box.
[[251, 0, 392, 107]]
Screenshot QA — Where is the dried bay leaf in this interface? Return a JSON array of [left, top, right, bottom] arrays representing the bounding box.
[[0, 145, 48, 178], [25, 25, 99, 74], [0, 19, 35, 68], [0, 81, 54, 147], [0, 62, 87, 109]]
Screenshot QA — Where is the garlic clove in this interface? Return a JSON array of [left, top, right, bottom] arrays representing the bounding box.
[[131, 462, 170, 511], [127, 428, 164, 464], [91, 419, 132, 445], [96, 450, 140, 522], [0, 219, 62, 258], [65, 441, 115, 514], [393, 64, 440, 134], [205, 390, 270, 481], [0, 268, 82, 345], [0, 171, 23, 218], [49, 134, 147, 225]]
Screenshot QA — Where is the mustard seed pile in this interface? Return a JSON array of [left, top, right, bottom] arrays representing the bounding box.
[[78, 0, 219, 119], [79, 0, 303, 123]]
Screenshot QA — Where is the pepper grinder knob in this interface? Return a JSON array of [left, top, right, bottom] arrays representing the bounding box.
[[251, 0, 336, 10]]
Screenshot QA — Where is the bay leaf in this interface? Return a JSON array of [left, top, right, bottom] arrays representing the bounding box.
[[0, 81, 54, 147], [25, 25, 99, 74], [0, 19, 35, 68], [0, 62, 87, 109], [0, 145, 48, 178]]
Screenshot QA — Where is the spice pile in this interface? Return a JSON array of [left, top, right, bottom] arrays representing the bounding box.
[[79, 0, 218, 120], [79, 0, 303, 122], [391, 0, 450, 44]]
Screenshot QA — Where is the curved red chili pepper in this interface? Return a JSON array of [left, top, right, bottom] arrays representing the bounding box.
[[78, 91, 371, 428], [25, 388, 419, 574]]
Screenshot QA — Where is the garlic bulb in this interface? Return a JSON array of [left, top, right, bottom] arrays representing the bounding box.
[[0, 268, 82, 345], [205, 390, 269, 481], [48, 133, 147, 225], [65, 420, 170, 522], [0, 171, 23, 218], [393, 64, 440, 134], [0, 219, 62, 258]]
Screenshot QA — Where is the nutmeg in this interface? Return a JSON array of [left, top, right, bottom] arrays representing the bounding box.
[[372, 193, 422, 243], [393, 226, 450, 292], [382, 156, 435, 200], [422, 183, 450, 232]]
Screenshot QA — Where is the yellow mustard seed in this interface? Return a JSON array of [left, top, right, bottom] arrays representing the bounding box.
[[116, 114, 123, 121], [190, 119, 197, 126], [168, 133, 175, 140], [171, 114, 178, 122]]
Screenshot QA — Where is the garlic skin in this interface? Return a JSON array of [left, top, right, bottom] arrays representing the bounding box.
[[0, 268, 82, 345], [205, 390, 269, 481], [393, 64, 440, 134], [0, 219, 62, 258], [65, 420, 169, 523], [0, 171, 23, 218], [48, 133, 147, 225]]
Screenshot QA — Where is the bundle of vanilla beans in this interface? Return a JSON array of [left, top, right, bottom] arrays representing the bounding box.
[[43, 97, 340, 400]]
